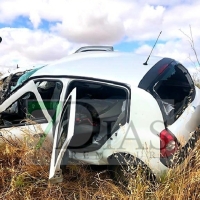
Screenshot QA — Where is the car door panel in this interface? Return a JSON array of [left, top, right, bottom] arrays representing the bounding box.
[[0, 123, 52, 147], [49, 88, 76, 183], [0, 80, 53, 147]]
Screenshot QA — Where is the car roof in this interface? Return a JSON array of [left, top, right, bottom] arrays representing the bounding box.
[[31, 51, 164, 86]]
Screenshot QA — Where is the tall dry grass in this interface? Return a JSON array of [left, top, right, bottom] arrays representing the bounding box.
[[0, 133, 200, 200]]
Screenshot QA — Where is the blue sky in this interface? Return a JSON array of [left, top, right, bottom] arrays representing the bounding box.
[[0, 0, 200, 74]]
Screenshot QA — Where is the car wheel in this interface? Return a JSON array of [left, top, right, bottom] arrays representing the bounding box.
[[109, 164, 156, 191], [109, 164, 139, 185]]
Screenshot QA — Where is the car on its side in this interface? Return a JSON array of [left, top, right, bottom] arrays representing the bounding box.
[[0, 46, 199, 185]]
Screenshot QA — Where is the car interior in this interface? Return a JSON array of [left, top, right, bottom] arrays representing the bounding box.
[[35, 80, 63, 118], [0, 80, 62, 127], [59, 80, 128, 152], [0, 92, 48, 127], [149, 65, 194, 125]]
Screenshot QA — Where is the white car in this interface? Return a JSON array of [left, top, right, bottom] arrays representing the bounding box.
[[0, 46, 199, 184]]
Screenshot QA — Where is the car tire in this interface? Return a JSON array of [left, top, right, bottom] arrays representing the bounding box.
[[109, 164, 157, 192], [109, 164, 138, 185], [107, 153, 157, 189]]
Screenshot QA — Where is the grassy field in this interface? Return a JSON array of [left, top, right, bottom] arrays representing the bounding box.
[[0, 134, 200, 200]]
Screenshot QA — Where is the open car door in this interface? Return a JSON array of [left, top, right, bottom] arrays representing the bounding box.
[[49, 88, 76, 183]]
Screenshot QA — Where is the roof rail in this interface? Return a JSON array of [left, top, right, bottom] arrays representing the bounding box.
[[75, 46, 114, 53]]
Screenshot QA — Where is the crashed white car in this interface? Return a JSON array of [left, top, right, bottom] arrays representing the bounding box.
[[0, 46, 200, 184]]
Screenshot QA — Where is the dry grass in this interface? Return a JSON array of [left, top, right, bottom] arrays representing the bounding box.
[[0, 134, 200, 200]]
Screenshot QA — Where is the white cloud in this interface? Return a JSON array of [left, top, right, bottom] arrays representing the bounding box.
[[0, 0, 200, 70], [139, 0, 193, 6], [134, 38, 200, 69], [0, 27, 78, 67], [29, 10, 41, 29], [123, 4, 165, 41], [50, 0, 133, 44], [0, 0, 200, 43]]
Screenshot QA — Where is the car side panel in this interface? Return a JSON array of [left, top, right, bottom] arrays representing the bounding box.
[[0, 123, 53, 149], [95, 87, 167, 176]]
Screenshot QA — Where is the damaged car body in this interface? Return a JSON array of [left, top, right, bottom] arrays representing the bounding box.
[[0, 46, 200, 184]]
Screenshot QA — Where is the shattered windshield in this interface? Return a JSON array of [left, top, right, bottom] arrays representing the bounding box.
[[11, 66, 44, 92], [0, 66, 45, 104]]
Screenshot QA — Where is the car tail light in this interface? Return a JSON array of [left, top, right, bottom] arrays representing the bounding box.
[[160, 129, 178, 158]]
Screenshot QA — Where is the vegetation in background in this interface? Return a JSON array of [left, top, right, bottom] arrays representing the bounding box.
[[180, 25, 200, 87]]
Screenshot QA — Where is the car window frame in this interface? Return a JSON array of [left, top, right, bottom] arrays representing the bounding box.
[[0, 80, 52, 128], [142, 61, 195, 126], [33, 79, 64, 118], [64, 79, 131, 124]]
